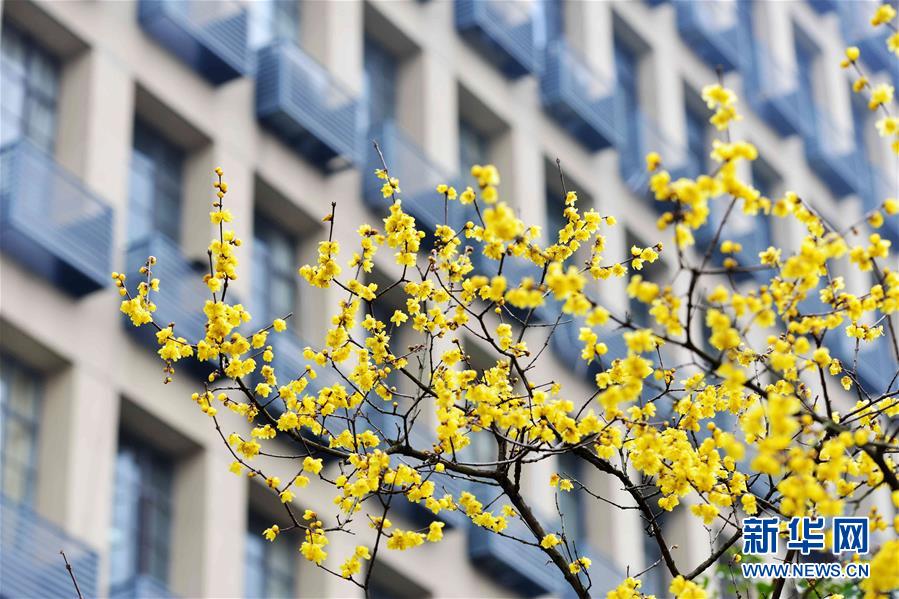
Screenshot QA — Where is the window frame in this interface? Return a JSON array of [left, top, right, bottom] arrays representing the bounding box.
[[0, 21, 60, 153], [0, 354, 43, 505]]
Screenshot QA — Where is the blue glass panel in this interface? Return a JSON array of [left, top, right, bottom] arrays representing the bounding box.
[[0, 22, 59, 153], [364, 39, 398, 129], [0, 356, 42, 506], [253, 213, 298, 324], [109, 436, 174, 595], [130, 121, 184, 244]]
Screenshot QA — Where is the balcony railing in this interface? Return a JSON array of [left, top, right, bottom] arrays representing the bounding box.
[[743, 43, 803, 137], [138, 0, 249, 84], [124, 233, 209, 352], [256, 41, 362, 170], [469, 503, 562, 596], [801, 107, 862, 197], [365, 121, 467, 232], [110, 574, 178, 599], [541, 40, 620, 151], [0, 140, 113, 296], [619, 109, 699, 197], [1, 495, 99, 599], [673, 0, 745, 72], [455, 0, 540, 78], [838, 1, 898, 76]]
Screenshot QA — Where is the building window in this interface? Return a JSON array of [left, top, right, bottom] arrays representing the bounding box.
[[685, 101, 707, 175], [793, 29, 819, 133], [0, 22, 60, 152], [252, 214, 298, 324], [545, 186, 565, 245], [248, 0, 300, 50], [245, 511, 296, 598], [109, 435, 174, 592], [459, 120, 489, 172], [0, 355, 42, 504], [556, 453, 584, 541], [363, 38, 398, 129], [128, 120, 184, 244], [615, 36, 641, 164]]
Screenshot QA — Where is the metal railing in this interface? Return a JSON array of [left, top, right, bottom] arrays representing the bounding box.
[[838, 0, 896, 74], [124, 233, 209, 346], [0, 139, 114, 296], [365, 121, 466, 232], [541, 39, 620, 151], [468, 503, 562, 596], [674, 0, 746, 71], [138, 0, 250, 84], [1, 495, 99, 599], [256, 41, 362, 169], [744, 42, 803, 137], [455, 0, 540, 78]]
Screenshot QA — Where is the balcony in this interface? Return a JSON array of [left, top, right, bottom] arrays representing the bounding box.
[[365, 121, 467, 233], [801, 108, 861, 197], [124, 234, 209, 352], [455, 0, 540, 78], [138, 0, 249, 84], [540, 40, 620, 151], [0, 140, 113, 296], [838, 1, 898, 76], [619, 110, 700, 197], [110, 575, 178, 599], [1, 495, 99, 599], [743, 43, 803, 137], [673, 0, 746, 72], [256, 42, 362, 170], [469, 505, 562, 596]]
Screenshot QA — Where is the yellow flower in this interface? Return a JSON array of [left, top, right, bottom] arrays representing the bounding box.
[[871, 3, 896, 26], [540, 533, 561, 548], [670, 575, 707, 599], [645, 151, 662, 172], [426, 521, 444, 542], [869, 83, 894, 111], [845, 46, 861, 62], [876, 116, 899, 136]]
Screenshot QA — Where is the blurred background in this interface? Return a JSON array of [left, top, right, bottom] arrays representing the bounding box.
[[1, 0, 897, 597]]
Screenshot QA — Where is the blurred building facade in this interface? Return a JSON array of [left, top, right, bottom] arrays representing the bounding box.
[[0, 0, 897, 597]]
